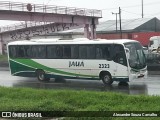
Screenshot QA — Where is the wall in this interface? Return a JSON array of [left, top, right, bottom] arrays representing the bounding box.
[[97, 33, 128, 39], [0, 23, 84, 55], [97, 32, 160, 46], [131, 32, 160, 46]]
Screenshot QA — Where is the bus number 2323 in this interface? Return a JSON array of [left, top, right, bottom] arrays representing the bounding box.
[[99, 64, 110, 68]]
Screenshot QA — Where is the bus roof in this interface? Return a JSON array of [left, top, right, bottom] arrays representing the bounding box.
[[8, 38, 139, 45], [150, 36, 160, 41]]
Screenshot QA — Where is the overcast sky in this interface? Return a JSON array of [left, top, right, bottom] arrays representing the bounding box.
[[1, 0, 160, 26]]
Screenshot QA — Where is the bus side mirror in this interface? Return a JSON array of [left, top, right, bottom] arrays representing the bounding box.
[[125, 48, 130, 59]]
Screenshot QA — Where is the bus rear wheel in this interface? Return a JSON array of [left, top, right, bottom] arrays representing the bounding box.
[[101, 73, 113, 85], [36, 70, 50, 82]]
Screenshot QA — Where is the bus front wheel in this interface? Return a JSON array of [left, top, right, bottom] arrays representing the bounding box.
[[36, 70, 50, 82], [101, 73, 113, 85]]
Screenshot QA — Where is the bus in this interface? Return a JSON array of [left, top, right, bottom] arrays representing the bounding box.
[[7, 38, 147, 85], [149, 36, 160, 52]]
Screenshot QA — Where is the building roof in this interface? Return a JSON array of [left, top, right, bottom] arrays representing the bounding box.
[[60, 17, 160, 34], [97, 18, 152, 31]]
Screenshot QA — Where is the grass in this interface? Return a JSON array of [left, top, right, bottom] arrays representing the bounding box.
[[0, 86, 160, 120], [1, 86, 159, 111], [0, 55, 7, 62]]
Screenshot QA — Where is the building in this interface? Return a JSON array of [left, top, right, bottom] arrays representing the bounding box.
[[55, 17, 160, 47], [1, 17, 160, 54]]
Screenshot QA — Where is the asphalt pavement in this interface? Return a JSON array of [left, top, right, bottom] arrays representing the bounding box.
[[0, 67, 160, 96]]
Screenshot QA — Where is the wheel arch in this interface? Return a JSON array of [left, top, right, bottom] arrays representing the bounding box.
[[35, 69, 50, 82], [35, 68, 44, 73], [99, 70, 112, 79]]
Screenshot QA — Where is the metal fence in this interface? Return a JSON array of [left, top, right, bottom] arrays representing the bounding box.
[[0, 1, 102, 17], [0, 21, 53, 33], [0, 1, 102, 33]]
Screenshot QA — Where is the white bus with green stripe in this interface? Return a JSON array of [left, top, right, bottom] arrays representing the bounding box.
[[7, 38, 147, 85]]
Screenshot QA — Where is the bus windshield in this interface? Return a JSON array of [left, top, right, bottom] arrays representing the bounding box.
[[124, 42, 146, 69]]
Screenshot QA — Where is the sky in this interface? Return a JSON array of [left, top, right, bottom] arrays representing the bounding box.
[[1, 0, 160, 26]]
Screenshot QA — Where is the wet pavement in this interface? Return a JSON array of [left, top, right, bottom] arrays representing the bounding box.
[[0, 67, 160, 96]]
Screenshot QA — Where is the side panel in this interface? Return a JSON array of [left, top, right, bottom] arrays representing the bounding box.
[[113, 62, 129, 82], [9, 59, 36, 77], [9, 58, 129, 82]]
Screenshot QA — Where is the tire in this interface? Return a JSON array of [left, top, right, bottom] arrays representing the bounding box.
[[101, 73, 113, 85], [36, 70, 50, 82]]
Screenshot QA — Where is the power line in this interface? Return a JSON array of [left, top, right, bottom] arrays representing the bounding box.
[[46, 0, 52, 5], [142, 0, 144, 18], [112, 12, 119, 32], [121, 9, 141, 16], [101, 1, 160, 11], [119, 7, 122, 39], [144, 11, 160, 17]]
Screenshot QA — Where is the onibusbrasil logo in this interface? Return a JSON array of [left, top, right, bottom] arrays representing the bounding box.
[[1, 112, 42, 118]]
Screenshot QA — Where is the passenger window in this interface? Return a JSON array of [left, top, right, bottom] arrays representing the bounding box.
[[113, 44, 127, 66], [17, 46, 25, 58], [47, 46, 56, 58], [31, 46, 46, 59], [79, 45, 87, 59], [96, 46, 103, 59], [63, 46, 71, 59], [56, 46, 63, 58], [96, 45, 111, 60], [23, 46, 31, 58], [87, 45, 95, 59], [71, 45, 78, 59], [9, 46, 17, 58], [9, 45, 32, 58]]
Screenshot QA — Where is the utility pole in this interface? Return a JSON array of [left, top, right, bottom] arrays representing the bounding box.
[[142, 0, 144, 18], [119, 7, 122, 39], [112, 12, 119, 32]]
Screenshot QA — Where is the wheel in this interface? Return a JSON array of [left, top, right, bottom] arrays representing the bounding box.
[[101, 73, 113, 85], [36, 70, 50, 82]]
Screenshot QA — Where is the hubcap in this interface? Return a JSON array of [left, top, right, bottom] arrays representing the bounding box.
[[39, 73, 44, 81], [104, 75, 110, 83]]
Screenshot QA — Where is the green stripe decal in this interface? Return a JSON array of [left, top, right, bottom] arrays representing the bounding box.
[[10, 59, 98, 78], [9, 59, 35, 75]]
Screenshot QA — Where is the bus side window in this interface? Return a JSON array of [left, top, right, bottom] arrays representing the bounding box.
[[17, 46, 25, 58], [9, 46, 17, 58], [79, 45, 87, 59], [113, 45, 127, 66], [96, 45, 111, 60], [96, 46, 103, 59], [47, 45, 56, 58], [71, 45, 78, 59], [24, 46, 31, 58], [63, 46, 71, 59], [87, 45, 95, 59], [38, 46, 46, 58], [150, 41, 153, 46], [31, 46, 37, 58], [103, 45, 111, 60], [32, 46, 46, 59], [56, 46, 63, 58]]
